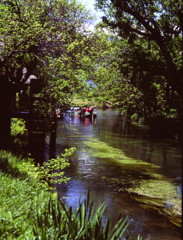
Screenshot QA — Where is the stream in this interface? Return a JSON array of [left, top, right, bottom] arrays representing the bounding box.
[[47, 109, 182, 240]]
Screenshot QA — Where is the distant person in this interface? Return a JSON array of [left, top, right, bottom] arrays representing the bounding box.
[[89, 106, 94, 114], [85, 107, 89, 112], [82, 107, 86, 114]]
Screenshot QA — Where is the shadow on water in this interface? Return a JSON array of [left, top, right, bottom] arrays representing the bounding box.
[[48, 110, 182, 240]]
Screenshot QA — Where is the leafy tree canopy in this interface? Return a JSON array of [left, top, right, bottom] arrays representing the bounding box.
[[0, 0, 94, 109], [95, 0, 183, 94], [87, 0, 183, 124]]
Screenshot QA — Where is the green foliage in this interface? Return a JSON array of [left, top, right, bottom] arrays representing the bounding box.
[[0, 0, 182, 135], [94, 0, 183, 124], [32, 192, 131, 240], [130, 113, 139, 122], [0, 0, 96, 123], [0, 150, 141, 239], [0, 147, 74, 190], [10, 118, 27, 137], [0, 172, 52, 239], [71, 96, 95, 107], [35, 148, 76, 190]]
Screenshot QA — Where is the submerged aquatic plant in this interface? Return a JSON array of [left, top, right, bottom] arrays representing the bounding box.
[[83, 138, 182, 227]]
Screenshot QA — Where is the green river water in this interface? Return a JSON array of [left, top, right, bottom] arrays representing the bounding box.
[[46, 109, 182, 240]]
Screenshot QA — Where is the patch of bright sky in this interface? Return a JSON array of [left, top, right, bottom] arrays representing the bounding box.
[[79, 0, 103, 25]]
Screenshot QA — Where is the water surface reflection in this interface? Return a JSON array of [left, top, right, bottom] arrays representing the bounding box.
[[54, 109, 182, 240]]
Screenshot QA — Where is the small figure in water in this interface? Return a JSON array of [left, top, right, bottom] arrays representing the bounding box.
[[89, 106, 94, 114], [81, 106, 86, 114], [85, 107, 89, 113]]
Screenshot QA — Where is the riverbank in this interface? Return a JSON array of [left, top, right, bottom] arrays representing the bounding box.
[[0, 150, 52, 239], [0, 148, 143, 239]]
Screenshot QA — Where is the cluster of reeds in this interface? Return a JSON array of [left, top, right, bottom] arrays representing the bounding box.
[[32, 191, 138, 240], [0, 172, 142, 239], [0, 150, 142, 239]]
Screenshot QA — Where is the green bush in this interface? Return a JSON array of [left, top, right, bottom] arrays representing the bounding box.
[[11, 118, 27, 137], [130, 113, 139, 122]]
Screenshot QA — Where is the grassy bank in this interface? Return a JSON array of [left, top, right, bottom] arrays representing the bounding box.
[[0, 150, 142, 239], [71, 97, 110, 108], [0, 150, 52, 239], [0, 118, 143, 239]]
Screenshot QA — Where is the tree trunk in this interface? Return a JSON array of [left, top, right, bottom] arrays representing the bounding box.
[[0, 75, 12, 149], [49, 110, 57, 159]]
